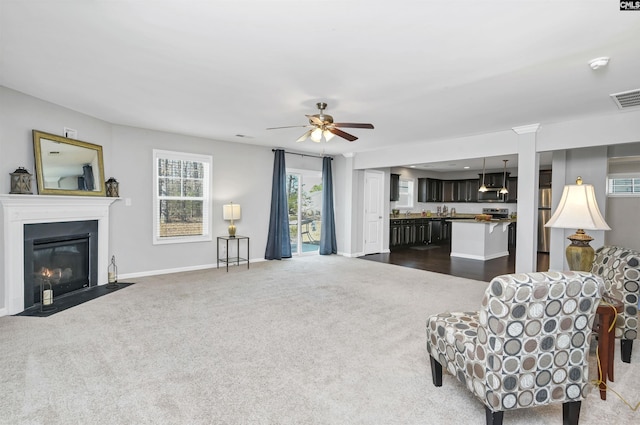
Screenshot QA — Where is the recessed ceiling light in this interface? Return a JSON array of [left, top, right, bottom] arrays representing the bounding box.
[[463, 166, 470, 169], [589, 57, 609, 70], [410, 165, 416, 168]]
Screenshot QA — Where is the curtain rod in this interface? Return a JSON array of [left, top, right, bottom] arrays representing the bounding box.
[[272, 149, 332, 160]]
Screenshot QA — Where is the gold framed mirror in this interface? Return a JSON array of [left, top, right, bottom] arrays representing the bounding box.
[[32, 130, 106, 196]]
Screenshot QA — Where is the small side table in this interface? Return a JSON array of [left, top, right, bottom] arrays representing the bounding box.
[[217, 235, 249, 272], [595, 298, 623, 401]]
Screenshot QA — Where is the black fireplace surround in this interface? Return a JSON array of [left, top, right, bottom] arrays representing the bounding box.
[[23, 220, 99, 309]]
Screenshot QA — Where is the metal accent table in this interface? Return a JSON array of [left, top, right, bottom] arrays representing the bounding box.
[[217, 235, 249, 272]]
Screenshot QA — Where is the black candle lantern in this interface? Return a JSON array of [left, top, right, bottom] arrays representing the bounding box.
[[10, 167, 33, 194], [105, 177, 119, 197]]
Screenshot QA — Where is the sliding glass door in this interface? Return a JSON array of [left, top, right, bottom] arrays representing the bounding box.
[[287, 169, 322, 255]]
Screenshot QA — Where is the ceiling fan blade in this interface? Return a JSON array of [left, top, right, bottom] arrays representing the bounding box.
[[266, 125, 309, 130], [328, 127, 358, 142], [305, 115, 324, 126], [332, 122, 375, 129], [296, 129, 312, 142]]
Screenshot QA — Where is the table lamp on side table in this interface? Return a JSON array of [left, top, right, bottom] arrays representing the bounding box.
[[223, 202, 241, 237], [545, 177, 610, 271]]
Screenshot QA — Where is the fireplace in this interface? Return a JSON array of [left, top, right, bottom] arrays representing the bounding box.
[[23, 220, 98, 309], [0, 195, 116, 316]]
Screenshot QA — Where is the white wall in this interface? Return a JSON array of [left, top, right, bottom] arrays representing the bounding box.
[[0, 87, 277, 284]]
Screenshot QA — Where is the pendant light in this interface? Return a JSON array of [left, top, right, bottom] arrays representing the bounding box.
[[478, 158, 488, 192], [499, 159, 509, 194]]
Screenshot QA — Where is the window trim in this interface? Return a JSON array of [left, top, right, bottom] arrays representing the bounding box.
[[152, 149, 213, 245], [395, 177, 415, 208], [607, 172, 640, 197]]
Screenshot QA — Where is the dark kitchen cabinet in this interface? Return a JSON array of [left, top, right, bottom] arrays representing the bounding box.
[[418, 178, 443, 202], [508, 222, 517, 253], [443, 179, 480, 202], [479, 172, 509, 190], [390, 173, 400, 201], [465, 179, 479, 202], [539, 169, 552, 188], [390, 219, 416, 249], [429, 219, 442, 244], [506, 177, 518, 203]]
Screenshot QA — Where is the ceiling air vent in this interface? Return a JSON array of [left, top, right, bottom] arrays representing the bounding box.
[[610, 89, 640, 110]]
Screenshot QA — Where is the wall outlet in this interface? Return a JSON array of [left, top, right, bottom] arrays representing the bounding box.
[[64, 127, 77, 139]]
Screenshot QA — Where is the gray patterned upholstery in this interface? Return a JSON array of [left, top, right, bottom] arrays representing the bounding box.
[[426, 271, 604, 424], [591, 245, 640, 362]]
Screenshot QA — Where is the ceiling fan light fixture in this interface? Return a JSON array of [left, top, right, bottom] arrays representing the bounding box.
[[310, 128, 323, 142], [323, 130, 335, 141]]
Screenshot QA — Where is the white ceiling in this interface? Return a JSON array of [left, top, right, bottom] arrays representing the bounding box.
[[2, 1, 640, 162]]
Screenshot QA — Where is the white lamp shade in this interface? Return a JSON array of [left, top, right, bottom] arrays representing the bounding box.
[[545, 183, 610, 230], [223, 204, 241, 221]]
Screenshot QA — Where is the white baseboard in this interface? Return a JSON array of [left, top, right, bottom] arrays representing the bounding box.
[[119, 257, 266, 280]]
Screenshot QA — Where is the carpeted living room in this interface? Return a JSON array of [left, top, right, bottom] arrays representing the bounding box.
[[2, 2, 640, 424], [1, 256, 638, 424]]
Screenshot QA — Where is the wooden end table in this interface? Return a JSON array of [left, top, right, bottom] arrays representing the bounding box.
[[595, 298, 623, 401]]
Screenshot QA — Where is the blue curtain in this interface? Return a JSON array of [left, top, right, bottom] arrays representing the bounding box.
[[320, 156, 337, 255], [265, 149, 292, 260]]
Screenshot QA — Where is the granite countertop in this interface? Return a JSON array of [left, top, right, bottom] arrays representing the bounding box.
[[390, 213, 483, 220]]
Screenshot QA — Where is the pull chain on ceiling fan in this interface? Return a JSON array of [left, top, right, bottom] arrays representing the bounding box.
[[267, 102, 374, 143]]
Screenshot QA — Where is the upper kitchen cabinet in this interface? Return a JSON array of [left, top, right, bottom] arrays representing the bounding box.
[[418, 178, 443, 202], [390, 173, 400, 201], [479, 172, 510, 190], [443, 179, 479, 202], [506, 176, 518, 203]]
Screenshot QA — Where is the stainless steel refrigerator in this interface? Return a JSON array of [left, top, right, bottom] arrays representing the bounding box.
[[538, 187, 552, 253]]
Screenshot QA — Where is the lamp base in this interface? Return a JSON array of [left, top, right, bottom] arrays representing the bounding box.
[[228, 223, 236, 238], [565, 229, 595, 271]]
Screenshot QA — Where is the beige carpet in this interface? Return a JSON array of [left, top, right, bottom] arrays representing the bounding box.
[[0, 255, 638, 424]]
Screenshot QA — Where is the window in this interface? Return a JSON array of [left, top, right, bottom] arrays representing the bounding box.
[[607, 173, 640, 196], [153, 150, 212, 244], [396, 178, 414, 208]]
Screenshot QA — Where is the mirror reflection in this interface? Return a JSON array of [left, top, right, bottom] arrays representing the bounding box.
[[32, 130, 106, 196]]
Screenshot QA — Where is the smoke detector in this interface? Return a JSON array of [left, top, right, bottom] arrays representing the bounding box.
[[588, 57, 609, 70]]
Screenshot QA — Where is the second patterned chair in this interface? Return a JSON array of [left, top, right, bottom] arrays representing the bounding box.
[[591, 245, 640, 363]]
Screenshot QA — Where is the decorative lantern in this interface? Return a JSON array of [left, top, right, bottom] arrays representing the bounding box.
[[10, 167, 33, 194], [105, 177, 119, 197], [40, 269, 55, 312]]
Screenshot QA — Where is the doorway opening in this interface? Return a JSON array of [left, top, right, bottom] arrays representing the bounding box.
[[287, 168, 323, 255]]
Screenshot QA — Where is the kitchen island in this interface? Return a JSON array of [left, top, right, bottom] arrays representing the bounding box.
[[448, 219, 511, 260]]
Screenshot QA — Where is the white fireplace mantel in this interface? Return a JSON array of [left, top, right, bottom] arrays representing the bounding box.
[[0, 195, 117, 316]]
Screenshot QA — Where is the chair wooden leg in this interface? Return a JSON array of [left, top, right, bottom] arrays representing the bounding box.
[[621, 339, 633, 363], [429, 355, 442, 387], [562, 401, 581, 425], [485, 407, 504, 425]]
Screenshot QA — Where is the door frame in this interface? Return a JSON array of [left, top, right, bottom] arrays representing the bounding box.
[[363, 169, 385, 255]]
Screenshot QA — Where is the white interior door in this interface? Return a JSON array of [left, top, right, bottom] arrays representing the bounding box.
[[363, 170, 384, 254]]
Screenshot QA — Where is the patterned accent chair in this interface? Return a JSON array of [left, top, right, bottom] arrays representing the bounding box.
[[590, 245, 640, 363], [426, 271, 604, 425]]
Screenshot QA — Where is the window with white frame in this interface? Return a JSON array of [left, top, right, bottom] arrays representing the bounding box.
[[153, 150, 212, 244], [607, 173, 640, 196], [396, 178, 414, 208]]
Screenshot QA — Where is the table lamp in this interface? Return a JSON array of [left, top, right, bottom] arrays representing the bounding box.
[[223, 202, 241, 237], [545, 177, 610, 271]]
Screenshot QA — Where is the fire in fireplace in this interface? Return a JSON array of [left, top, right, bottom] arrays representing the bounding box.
[[24, 220, 99, 309]]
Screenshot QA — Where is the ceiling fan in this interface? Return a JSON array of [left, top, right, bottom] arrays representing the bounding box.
[[266, 102, 374, 143]]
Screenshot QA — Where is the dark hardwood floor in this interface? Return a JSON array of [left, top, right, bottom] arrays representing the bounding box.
[[360, 243, 549, 282]]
